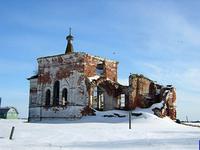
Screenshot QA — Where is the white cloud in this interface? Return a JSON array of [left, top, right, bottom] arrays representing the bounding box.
[[118, 78, 129, 86]]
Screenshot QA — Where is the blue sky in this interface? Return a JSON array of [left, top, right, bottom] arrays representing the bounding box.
[[0, 0, 200, 120]]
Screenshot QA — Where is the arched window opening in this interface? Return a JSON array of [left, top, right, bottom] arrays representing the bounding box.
[[96, 63, 104, 76], [53, 81, 60, 106], [45, 89, 51, 106], [62, 88, 68, 106]]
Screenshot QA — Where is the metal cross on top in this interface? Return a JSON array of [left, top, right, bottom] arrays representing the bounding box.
[[69, 27, 72, 35]]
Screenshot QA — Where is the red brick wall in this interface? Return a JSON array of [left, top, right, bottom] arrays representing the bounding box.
[[128, 75, 152, 109], [104, 61, 118, 82], [83, 54, 118, 82], [83, 55, 99, 77]]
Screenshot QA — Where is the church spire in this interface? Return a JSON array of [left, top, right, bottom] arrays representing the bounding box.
[[65, 28, 74, 54]]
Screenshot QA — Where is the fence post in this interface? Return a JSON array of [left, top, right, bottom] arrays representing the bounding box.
[[129, 111, 132, 129], [9, 126, 15, 140]]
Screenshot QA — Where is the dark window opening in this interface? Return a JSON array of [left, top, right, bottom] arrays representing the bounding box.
[[45, 89, 51, 106], [96, 63, 104, 76], [62, 88, 68, 106], [53, 81, 60, 106]]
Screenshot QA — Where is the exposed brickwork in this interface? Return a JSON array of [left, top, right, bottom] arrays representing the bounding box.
[[83, 54, 118, 81], [37, 53, 85, 85], [38, 72, 51, 84], [56, 67, 72, 80], [83, 54, 98, 77], [128, 74, 176, 120], [128, 74, 152, 109], [104, 61, 118, 82], [37, 52, 118, 89]]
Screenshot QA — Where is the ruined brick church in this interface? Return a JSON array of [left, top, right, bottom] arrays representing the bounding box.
[[28, 31, 176, 122]]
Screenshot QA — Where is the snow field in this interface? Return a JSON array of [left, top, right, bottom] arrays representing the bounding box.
[[0, 110, 200, 150]]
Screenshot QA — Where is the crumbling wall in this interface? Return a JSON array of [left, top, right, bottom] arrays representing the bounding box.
[[128, 74, 153, 109], [37, 53, 85, 85], [83, 54, 118, 82], [87, 77, 123, 111], [37, 53, 86, 104], [128, 74, 176, 120], [152, 87, 176, 120], [104, 61, 118, 82], [83, 54, 97, 77]]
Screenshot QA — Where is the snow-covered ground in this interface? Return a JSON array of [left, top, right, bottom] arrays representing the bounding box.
[[183, 122, 200, 126], [0, 110, 200, 150]]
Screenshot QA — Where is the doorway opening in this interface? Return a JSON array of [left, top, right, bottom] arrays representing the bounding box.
[[92, 86, 104, 111]]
